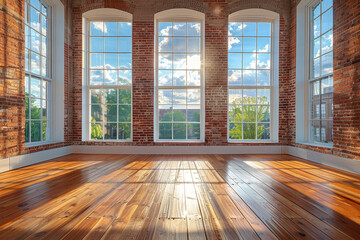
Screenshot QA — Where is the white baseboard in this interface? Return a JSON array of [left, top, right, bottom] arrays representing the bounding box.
[[0, 145, 358, 176], [0, 146, 71, 173], [282, 146, 360, 175], [71, 145, 283, 155]]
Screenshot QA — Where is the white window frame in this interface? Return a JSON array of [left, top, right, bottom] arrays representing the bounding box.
[[25, 0, 64, 147], [154, 9, 205, 142], [82, 9, 133, 142], [228, 9, 280, 143], [296, 0, 333, 147]]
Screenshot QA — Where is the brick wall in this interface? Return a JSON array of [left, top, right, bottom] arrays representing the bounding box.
[[1, 0, 359, 160]]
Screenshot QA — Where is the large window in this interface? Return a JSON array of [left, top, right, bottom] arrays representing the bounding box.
[[25, 0, 51, 143], [309, 0, 333, 144], [155, 12, 204, 141], [88, 21, 132, 141], [228, 14, 278, 141]]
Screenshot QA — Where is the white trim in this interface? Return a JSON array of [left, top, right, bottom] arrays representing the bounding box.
[[155, 9, 205, 22], [282, 146, 360, 175], [82, 8, 132, 21], [0, 146, 71, 173], [228, 9, 280, 143]]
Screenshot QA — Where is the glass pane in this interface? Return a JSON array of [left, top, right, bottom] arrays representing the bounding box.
[[243, 89, 256, 104], [158, 70, 172, 86], [321, 8, 333, 34], [313, 17, 320, 39], [30, 6, 40, 31], [159, 105, 172, 122], [229, 89, 242, 104], [173, 71, 186, 86], [187, 105, 200, 122], [173, 23, 186, 36], [31, 99, 41, 119], [187, 38, 200, 52], [310, 81, 321, 101], [105, 105, 117, 122], [187, 89, 200, 104], [321, 30, 333, 54], [159, 123, 172, 139], [118, 123, 131, 140], [159, 89, 172, 104], [91, 53, 103, 69], [187, 23, 200, 36], [104, 89, 117, 103], [159, 54, 172, 69], [322, 0, 332, 12], [187, 123, 200, 139], [31, 77, 41, 98], [90, 70, 103, 85], [30, 0, 40, 10], [25, 120, 29, 142], [104, 123, 117, 140], [312, 2, 321, 18], [90, 89, 102, 104], [243, 53, 256, 69], [243, 37, 256, 52], [104, 38, 117, 52], [243, 70, 256, 85], [90, 37, 103, 52], [322, 120, 333, 143], [173, 54, 186, 69], [159, 22, 172, 36], [257, 106, 270, 122], [31, 121, 41, 142], [119, 105, 131, 122], [91, 22, 104, 36], [257, 70, 270, 86], [243, 123, 256, 139], [173, 37, 186, 52], [229, 123, 242, 140], [25, 76, 30, 96], [118, 89, 131, 104], [229, 105, 242, 122], [159, 37, 172, 52], [104, 70, 117, 85], [228, 23, 242, 36], [91, 123, 103, 140], [257, 23, 271, 37], [41, 56, 47, 77], [25, 97, 29, 119], [313, 57, 320, 78], [228, 70, 242, 85], [313, 38, 320, 58], [119, 37, 132, 52], [187, 54, 200, 69], [228, 37, 242, 52], [173, 123, 186, 139], [91, 105, 103, 122], [118, 70, 132, 85], [243, 106, 256, 122], [257, 89, 270, 104], [104, 22, 118, 36], [119, 22, 132, 37], [104, 53, 117, 69], [310, 120, 320, 142], [41, 35, 47, 56], [187, 71, 200, 86], [41, 100, 47, 119], [30, 52, 41, 75], [42, 121, 47, 141], [228, 53, 242, 69], [321, 52, 333, 75], [243, 22, 256, 36], [257, 54, 270, 69], [173, 105, 186, 121], [119, 54, 132, 69], [25, 49, 29, 72], [173, 89, 186, 104], [257, 38, 270, 52], [257, 123, 270, 139], [321, 76, 333, 95]]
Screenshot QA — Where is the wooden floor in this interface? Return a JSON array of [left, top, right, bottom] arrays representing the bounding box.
[[0, 154, 359, 239]]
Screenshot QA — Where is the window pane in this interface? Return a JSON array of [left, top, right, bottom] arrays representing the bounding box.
[[42, 121, 47, 141], [31, 121, 41, 142], [313, 38, 320, 58], [90, 37, 103, 52], [187, 123, 200, 139], [173, 71, 186, 86], [243, 70, 256, 85], [30, 52, 41, 75], [104, 22, 118, 36], [321, 52, 333, 75], [257, 23, 271, 37], [322, 0, 332, 12], [91, 89, 102, 104], [105, 53, 117, 69], [105, 105, 117, 122], [243, 22, 256, 36], [187, 23, 200, 36], [42, 100, 47, 119], [159, 123, 172, 139], [229, 123, 242, 140], [173, 54, 186, 69], [90, 70, 103, 85], [187, 54, 200, 69], [159, 105, 172, 122], [228, 53, 242, 69], [159, 22, 172, 36], [158, 70, 172, 86], [243, 37, 256, 52], [258, 106, 270, 122], [243, 89, 256, 104], [91, 53, 103, 69], [119, 105, 131, 122], [159, 53, 172, 69], [159, 89, 172, 104], [173, 23, 186, 36], [31, 99, 41, 119], [257, 89, 270, 104], [119, 23, 132, 36], [173, 37, 186, 52], [257, 70, 270, 86], [243, 106, 256, 122], [321, 8, 333, 34], [257, 38, 270, 52], [25, 98, 30, 119], [25, 120, 29, 142], [173, 105, 186, 121], [187, 71, 200, 86], [229, 105, 242, 122], [257, 54, 270, 69], [105, 123, 117, 140], [173, 89, 186, 104], [228, 70, 242, 85], [243, 53, 255, 69], [257, 123, 270, 139], [91, 123, 103, 140], [187, 38, 200, 52], [118, 70, 132, 85], [91, 105, 103, 122], [104, 37, 117, 52], [313, 17, 320, 39], [119, 54, 132, 69], [321, 30, 333, 54], [229, 89, 242, 104], [310, 120, 321, 142], [159, 37, 172, 52], [228, 37, 242, 52], [243, 123, 256, 139], [118, 89, 131, 104], [118, 123, 131, 140], [173, 123, 186, 139], [187, 105, 200, 122], [91, 22, 104, 36], [228, 23, 242, 36]]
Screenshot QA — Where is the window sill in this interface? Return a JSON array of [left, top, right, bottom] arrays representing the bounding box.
[[297, 141, 333, 149], [86, 140, 133, 143], [25, 141, 63, 148], [228, 140, 278, 144], [155, 140, 205, 143]]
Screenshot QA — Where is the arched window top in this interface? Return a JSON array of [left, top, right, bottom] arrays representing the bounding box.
[[229, 8, 279, 22], [83, 8, 132, 21], [155, 8, 204, 22]]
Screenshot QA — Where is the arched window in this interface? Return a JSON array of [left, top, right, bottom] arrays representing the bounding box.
[[83, 9, 133, 141], [228, 9, 279, 142], [296, 0, 333, 145], [154, 9, 205, 142], [25, 0, 64, 145]]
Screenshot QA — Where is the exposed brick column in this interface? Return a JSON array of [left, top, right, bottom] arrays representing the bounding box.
[[204, 2, 228, 145], [132, 21, 155, 144], [0, 0, 26, 158], [332, 0, 360, 158]]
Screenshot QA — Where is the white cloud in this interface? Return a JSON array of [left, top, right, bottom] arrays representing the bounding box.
[[228, 37, 240, 51], [93, 22, 107, 34]]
